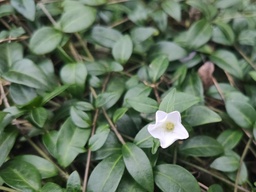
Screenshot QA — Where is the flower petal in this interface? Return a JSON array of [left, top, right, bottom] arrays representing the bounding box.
[[147, 123, 164, 139], [166, 111, 181, 123], [156, 110, 167, 122], [159, 135, 178, 148], [172, 123, 189, 139]]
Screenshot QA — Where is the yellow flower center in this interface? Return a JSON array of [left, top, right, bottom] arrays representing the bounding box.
[[165, 122, 175, 131]]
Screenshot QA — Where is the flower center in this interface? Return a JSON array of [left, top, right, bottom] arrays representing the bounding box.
[[165, 122, 175, 131]]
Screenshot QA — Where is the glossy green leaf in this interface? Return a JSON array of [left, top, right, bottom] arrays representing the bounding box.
[[186, 19, 212, 49], [217, 130, 243, 149], [0, 42, 23, 68], [74, 101, 94, 111], [210, 50, 243, 79], [179, 136, 224, 157], [80, 0, 106, 6], [112, 35, 133, 64], [42, 85, 69, 105], [0, 128, 18, 167], [149, 41, 187, 61], [60, 63, 87, 96], [96, 91, 123, 109], [89, 125, 110, 151], [238, 29, 256, 46], [226, 100, 256, 129], [70, 106, 91, 128], [159, 89, 200, 113], [113, 107, 128, 123], [134, 125, 154, 148], [11, 0, 35, 21], [161, 0, 181, 22], [40, 182, 63, 192], [208, 184, 223, 192], [42, 130, 58, 157], [185, 105, 222, 126], [148, 55, 169, 83], [67, 171, 81, 192], [0, 4, 14, 18], [3, 59, 49, 90], [210, 156, 239, 172], [117, 176, 146, 192], [87, 154, 125, 192], [122, 142, 153, 192], [30, 107, 48, 128], [14, 155, 58, 179], [212, 22, 235, 45], [131, 27, 158, 43], [60, 5, 96, 33], [56, 118, 90, 167], [215, 0, 241, 9], [155, 164, 201, 192], [9, 84, 37, 105], [29, 27, 63, 55], [0, 160, 41, 191], [127, 96, 158, 114], [91, 26, 122, 48], [226, 160, 248, 185]]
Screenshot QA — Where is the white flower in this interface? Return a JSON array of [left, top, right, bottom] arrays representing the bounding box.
[[147, 110, 189, 148]]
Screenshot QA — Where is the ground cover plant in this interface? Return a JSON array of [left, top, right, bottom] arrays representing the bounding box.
[[0, 0, 256, 191]]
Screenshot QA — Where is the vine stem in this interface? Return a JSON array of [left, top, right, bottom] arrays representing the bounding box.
[[82, 109, 99, 192], [178, 159, 250, 192], [235, 45, 256, 70], [102, 109, 126, 145], [38, 2, 58, 26], [234, 137, 253, 192], [0, 186, 18, 192]]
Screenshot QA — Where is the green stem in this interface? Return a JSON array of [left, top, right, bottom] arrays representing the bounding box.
[[0, 186, 19, 192], [57, 47, 74, 63], [75, 33, 94, 62], [234, 45, 256, 70]]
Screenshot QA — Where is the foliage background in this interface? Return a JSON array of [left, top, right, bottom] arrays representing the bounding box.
[[0, 0, 256, 191]]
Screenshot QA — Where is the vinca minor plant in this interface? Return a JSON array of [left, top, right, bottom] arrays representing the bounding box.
[[0, 0, 256, 192]]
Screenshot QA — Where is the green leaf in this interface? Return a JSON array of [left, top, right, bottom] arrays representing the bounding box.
[[42, 85, 69, 105], [122, 142, 154, 192], [30, 107, 48, 128], [210, 156, 239, 172], [127, 96, 158, 114], [117, 176, 146, 192], [134, 125, 154, 148], [159, 89, 200, 113], [179, 136, 224, 157], [9, 84, 37, 105], [67, 171, 81, 192], [212, 22, 235, 45], [70, 106, 91, 128], [149, 41, 187, 61], [91, 26, 122, 48], [185, 19, 212, 49], [131, 27, 158, 43], [96, 91, 123, 109], [215, 0, 241, 9], [155, 164, 201, 192], [0, 42, 23, 68], [112, 35, 133, 64], [113, 107, 128, 123], [226, 100, 256, 129], [0, 128, 18, 167], [29, 27, 63, 55], [217, 130, 243, 149], [0, 160, 41, 191], [0, 4, 14, 18], [208, 184, 224, 192], [186, 0, 217, 20], [80, 0, 106, 6], [89, 125, 110, 151], [210, 50, 243, 79], [11, 0, 35, 21], [226, 160, 248, 185], [56, 118, 91, 167], [60, 63, 87, 96], [40, 182, 63, 192], [42, 130, 58, 157], [161, 0, 181, 22], [185, 105, 222, 126], [87, 154, 125, 192], [148, 55, 169, 83], [14, 155, 58, 179], [238, 29, 256, 46], [60, 4, 96, 33], [3, 59, 49, 90]]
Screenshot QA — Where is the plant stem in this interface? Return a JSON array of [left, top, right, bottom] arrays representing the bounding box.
[[75, 33, 94, 62], [234, 137, 253, 192], [82, 109, 99, 192], [38, 2, 58, 26], [0, 186, 18, 192], [102, 109, 126, 145], [235, 45, 256, 70]]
